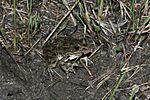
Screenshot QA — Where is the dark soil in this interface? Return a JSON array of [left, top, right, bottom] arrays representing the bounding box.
[[0, 0, 150, 100]]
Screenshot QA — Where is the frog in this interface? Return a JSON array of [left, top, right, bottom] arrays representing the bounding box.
[[42, 36, 93, 78]]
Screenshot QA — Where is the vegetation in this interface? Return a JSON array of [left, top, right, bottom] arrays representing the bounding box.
[[0, 0, 149, 99]]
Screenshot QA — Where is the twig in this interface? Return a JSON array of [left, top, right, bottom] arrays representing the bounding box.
[[41, 0, 79, 47]]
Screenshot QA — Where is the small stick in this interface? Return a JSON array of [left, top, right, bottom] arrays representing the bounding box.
[[41, 1, 79, 47]]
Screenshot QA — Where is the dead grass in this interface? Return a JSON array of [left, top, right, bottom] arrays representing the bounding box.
[[0, 0, 150, 99]]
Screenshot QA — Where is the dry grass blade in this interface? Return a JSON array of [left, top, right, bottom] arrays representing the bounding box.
[[0, 0, 150, 99], [125, 64, 147, 82], [42, 0, 79, 47], [108, 18, 117, 34], [62, 0, 77, 26], [80, 59, 93, 77], [89, 43, 103, 58], [143, 0, 149, 15], [96, 70, 113, 90], [23, 37, 42, 58]]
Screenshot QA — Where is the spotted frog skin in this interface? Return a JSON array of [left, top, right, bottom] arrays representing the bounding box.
[[42, 36, 92, 75]]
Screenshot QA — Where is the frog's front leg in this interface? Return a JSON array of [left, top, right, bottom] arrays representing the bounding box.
[[80, 57, 93, 77], [60, 61, 76, 78], [80, 56, 93, 66]]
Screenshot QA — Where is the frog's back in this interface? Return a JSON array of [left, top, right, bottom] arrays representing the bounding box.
[[42, 36, 87, 64]]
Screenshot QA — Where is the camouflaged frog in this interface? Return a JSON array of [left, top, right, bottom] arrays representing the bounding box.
[[42, 36, 93, 78]]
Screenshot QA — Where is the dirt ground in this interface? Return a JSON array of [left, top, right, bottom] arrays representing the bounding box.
[[0, 0, 150, 100]]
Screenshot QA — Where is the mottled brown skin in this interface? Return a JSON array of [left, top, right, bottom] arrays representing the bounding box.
[[42, 36, 88, 64]]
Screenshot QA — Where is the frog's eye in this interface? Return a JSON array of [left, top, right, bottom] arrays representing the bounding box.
[[74, 45, 80, 50]]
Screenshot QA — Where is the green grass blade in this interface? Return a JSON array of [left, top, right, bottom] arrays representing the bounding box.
[[109, 72, 126, 100]]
